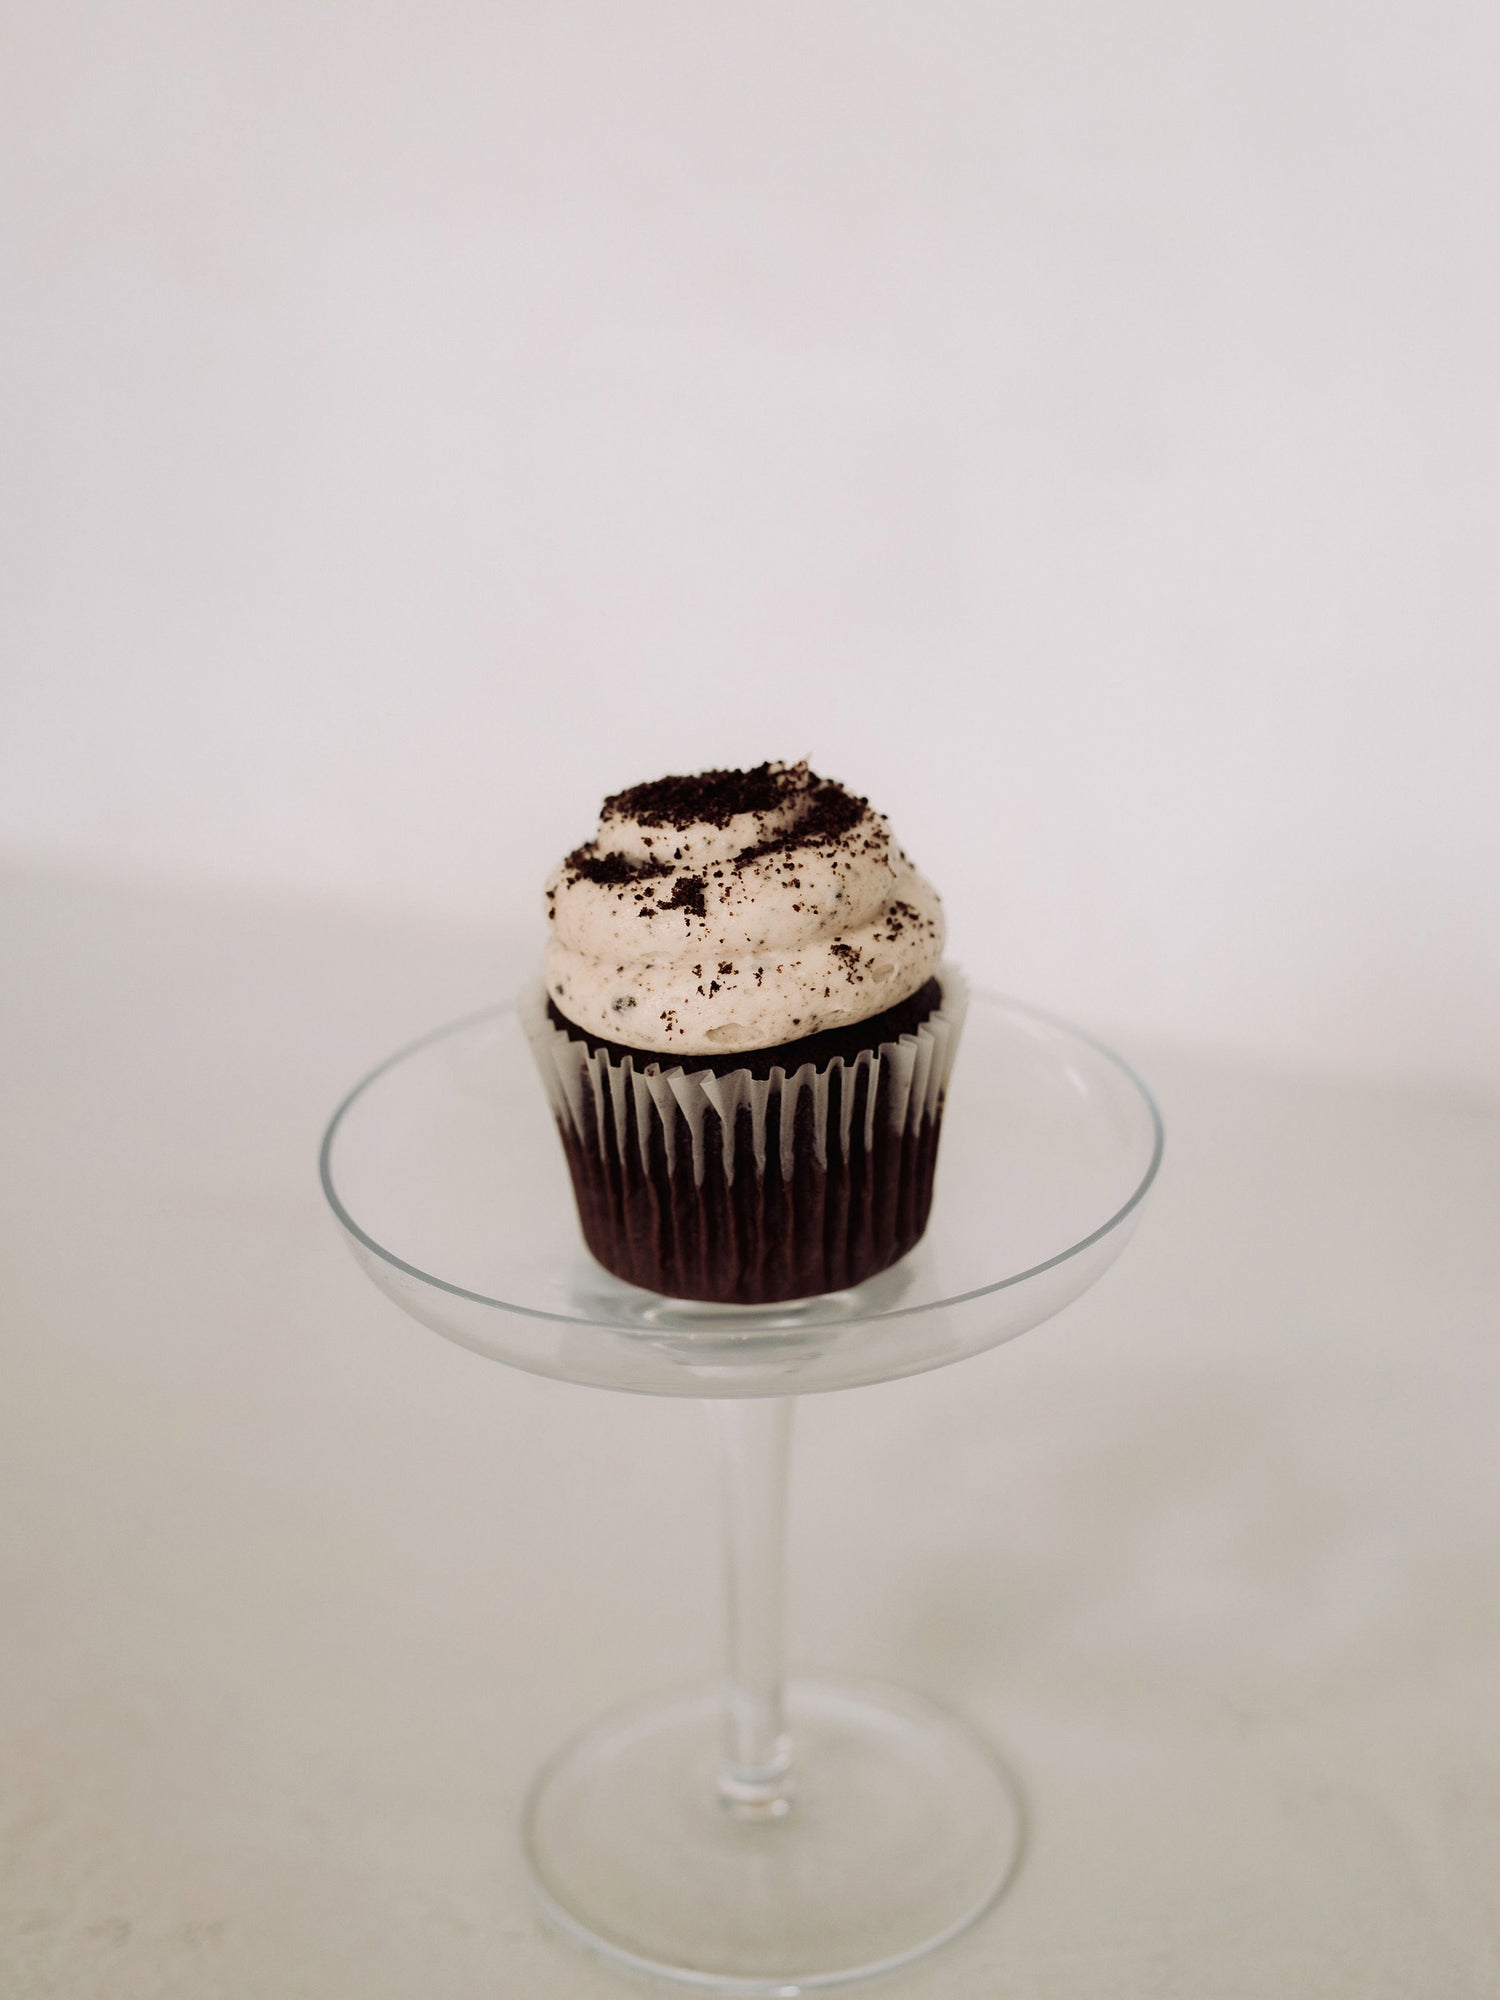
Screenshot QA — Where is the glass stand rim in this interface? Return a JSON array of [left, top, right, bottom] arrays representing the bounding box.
[[320, 984, 1162, 1337], [319, 983, 1164, 1398]]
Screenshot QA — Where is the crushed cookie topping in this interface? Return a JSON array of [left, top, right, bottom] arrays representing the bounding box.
[[544, 759, 943, 1055], [602, 761, 802, 830], [564, 844, 672, 887]]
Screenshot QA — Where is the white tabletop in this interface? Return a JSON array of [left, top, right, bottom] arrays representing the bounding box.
[[3, 864, 1497, 1999]]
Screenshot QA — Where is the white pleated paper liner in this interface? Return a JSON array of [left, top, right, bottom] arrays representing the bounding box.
[[524, 966, 966, 1184], [522, 968, 967, 1304]]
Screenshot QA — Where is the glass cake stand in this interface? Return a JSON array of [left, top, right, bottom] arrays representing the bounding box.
[[319, 989, 1162, 1994]]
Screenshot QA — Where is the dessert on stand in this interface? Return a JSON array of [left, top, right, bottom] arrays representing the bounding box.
[[320, 764, 1163, 1992]]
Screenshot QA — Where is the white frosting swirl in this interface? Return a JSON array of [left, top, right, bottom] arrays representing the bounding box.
[[543, 761, 944, 1055]]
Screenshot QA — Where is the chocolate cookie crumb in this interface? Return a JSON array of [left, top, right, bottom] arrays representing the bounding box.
[[565, 844, 672, 887], [660, 874, 707, 919]]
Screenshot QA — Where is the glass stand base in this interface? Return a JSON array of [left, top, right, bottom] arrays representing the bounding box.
[[523, 1677, 1024, 1995]]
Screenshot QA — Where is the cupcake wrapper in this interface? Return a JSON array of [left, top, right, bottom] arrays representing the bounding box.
[[524, 967, 967, 1305]]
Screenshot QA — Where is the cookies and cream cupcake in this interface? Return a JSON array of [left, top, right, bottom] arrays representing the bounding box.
[[524, 761, 965, 1304]]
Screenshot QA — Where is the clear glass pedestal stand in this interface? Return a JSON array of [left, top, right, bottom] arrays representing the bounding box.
[[320, 992, 1162, 1993]]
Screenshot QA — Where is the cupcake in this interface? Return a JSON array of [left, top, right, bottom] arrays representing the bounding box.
[[524, 761, 965, 1305]]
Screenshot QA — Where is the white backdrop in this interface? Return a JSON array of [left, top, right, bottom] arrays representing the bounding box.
[[4, 1, 1497, 1092]]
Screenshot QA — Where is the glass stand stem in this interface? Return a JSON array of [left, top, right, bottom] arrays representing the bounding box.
[[712, 1396, 794, 1819]]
